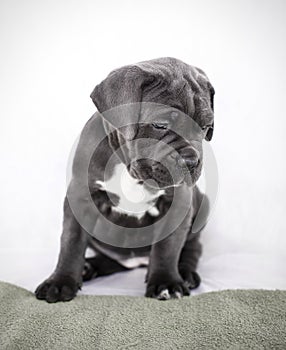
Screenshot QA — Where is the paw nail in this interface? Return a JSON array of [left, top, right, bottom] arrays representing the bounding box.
[[158, 289, 171, 300]]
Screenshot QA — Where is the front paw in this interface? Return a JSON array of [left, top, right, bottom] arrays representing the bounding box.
[[35, 275, 80, 303], [145, 273, 190, 300]]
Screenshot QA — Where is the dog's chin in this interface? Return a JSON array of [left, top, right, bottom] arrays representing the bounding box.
[[147, 169, 202, 190], [145, 179, 183, 190], [129, 167, 198, 190]]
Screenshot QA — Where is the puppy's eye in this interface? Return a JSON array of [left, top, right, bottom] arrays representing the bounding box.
[[201, 125, 211, 131], [152, 122, 168, 130]]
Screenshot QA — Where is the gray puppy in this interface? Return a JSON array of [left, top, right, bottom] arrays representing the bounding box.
[[35, 57, 215, 302]]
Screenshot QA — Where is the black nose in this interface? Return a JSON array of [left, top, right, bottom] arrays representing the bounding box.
[[176, 150, 199, 169]]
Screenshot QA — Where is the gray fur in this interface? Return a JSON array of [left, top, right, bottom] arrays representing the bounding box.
[[35, 57, 214, 302]]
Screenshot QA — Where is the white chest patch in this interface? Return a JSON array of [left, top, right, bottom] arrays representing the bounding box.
[[118, 256, 150, 269], [96, 163, 165, 219]]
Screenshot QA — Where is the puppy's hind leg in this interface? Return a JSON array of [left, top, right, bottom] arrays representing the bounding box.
[[82, 252, 129, 281]]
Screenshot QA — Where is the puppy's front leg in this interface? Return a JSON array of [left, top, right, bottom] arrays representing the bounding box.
[[35, 196, 89, 303], [146, 216, 191, 300]]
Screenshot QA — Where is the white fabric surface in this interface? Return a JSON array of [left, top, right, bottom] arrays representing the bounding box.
[[0, 240, 285, 297]]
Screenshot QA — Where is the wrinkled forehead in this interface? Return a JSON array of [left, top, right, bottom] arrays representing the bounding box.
[[142, 77, 189, 112], [139, 102, 202, 138], [140, 103, 182, 120]]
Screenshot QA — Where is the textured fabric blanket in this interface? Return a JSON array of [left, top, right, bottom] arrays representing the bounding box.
[[0, 281, 285, 349]]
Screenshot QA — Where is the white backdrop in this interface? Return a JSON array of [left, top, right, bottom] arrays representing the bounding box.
[[0, 0, 285, 296]]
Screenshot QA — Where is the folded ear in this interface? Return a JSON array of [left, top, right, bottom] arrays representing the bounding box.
[[187, 66, 215, 142], [205, 82, 215, 141], [90, 66, 153, 140]]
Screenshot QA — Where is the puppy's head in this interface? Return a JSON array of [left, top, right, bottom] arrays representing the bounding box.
[[90, 57, 215, 189]]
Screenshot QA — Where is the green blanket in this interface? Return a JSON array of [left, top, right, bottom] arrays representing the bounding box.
[[0, 281, 285, 349]]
